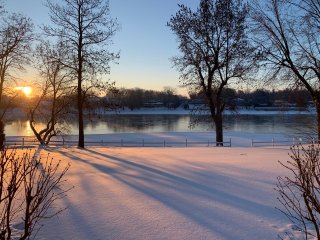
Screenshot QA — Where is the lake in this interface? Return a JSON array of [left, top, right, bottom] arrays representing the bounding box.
[[4, 113, 316, 137]]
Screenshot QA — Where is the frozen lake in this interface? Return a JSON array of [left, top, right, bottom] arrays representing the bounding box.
[[4, 113, 316, 137]]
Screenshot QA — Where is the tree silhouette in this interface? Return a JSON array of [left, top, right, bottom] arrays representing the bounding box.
[[45, 0, 119, 148], [168, 0, 256, 145], [252, 0, 320, 141]]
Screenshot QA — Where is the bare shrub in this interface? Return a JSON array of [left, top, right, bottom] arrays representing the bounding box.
[[277, 144, 320, 239], [0, 148, 70, 240]]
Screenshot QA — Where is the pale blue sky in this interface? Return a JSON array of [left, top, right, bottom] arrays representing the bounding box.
[[4, 0, 198, 95]]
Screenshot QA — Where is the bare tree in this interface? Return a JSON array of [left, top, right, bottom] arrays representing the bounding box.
[[277, 144, 320, 239], [0, 13, 33, 110], [251, 0, 320, 140], [0, 11, 33, 149], [44, 0, 119, 148], [29, 41, 73, 145], [168, 0, 256, 145], [0, 148, 70, 240]]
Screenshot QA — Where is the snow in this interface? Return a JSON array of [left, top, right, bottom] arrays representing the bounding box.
[[97, 106, 316, 115], [24, 144, 299, 240]]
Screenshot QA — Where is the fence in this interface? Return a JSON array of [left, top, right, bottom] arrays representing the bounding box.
[[251, 137, 316, 147], [4, 137, 232, 148], [5, 136, 317, 148]]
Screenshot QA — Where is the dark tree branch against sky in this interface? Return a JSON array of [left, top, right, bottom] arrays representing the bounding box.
[[44, 0, 119, 148], [251, 0, 320, 141], [168, 0, 257, 145], [4, 0, 198, 95]]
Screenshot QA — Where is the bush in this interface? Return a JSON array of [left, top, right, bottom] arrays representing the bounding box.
[[277, 144, 320, 239], [0, 148, 70, 240]]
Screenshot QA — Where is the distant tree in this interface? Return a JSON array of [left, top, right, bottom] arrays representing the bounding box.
[[291, 89, 311, 109], [113, 87, 187, 110], [236, 89, 252, 108], [168, 0, 257, 145], [251, 89, 271, 107], [222, 88, 237, 110], [161, 87, 185, 109], [251, 0, 320, 140], [122, 88, 145, 110], [29, 41, 73, 145], [45, 0, 119, 148]]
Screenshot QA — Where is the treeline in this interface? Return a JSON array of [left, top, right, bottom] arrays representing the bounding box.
[[100, 87, 188, 110], [83, 87, 313, 111], [214, 88, 313, 109], [8, 86, 312, 112]]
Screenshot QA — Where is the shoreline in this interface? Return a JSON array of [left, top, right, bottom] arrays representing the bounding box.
[[97, 107, 316, 116]]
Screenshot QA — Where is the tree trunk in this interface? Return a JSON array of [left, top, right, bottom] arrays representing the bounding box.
[[316, 102, 320, 142], [78, 82, 84, 148], [78, 108, 84, 148], [207, 94, 224, 147], [0, 120, 5, 150], [214, 112, 223, 146], [29, 122, 45, 145], [0, 70, 4, 106], [78, 24, 84, 148]]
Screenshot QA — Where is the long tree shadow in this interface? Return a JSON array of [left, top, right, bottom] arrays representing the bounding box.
[[54, 147, 285, 238]]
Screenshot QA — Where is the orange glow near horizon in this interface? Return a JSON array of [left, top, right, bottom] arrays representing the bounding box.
[[15, 86, 32, 97]]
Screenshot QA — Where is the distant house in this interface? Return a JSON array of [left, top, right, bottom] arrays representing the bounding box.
[[234, 98, 246, 106], [186, 98, 209, 111], [273, 100, 294, 107], [143, 101, 164, 108]]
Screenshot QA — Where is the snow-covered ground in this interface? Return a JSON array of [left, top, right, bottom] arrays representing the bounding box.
[[26, 145, 299, 240]]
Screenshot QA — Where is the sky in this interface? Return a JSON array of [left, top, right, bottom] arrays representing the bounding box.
[[4, 0, 199, 96]]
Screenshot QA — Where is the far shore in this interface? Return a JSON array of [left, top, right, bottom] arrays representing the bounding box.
[[96, 107, 316, 116]]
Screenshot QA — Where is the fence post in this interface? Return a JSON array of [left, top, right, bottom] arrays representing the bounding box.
[[186, 138, 188, 147], [229, 138, 232, 147], [22, 137, 24, 146], [272, 137, 274, 147], [62, 138, 65, 146]]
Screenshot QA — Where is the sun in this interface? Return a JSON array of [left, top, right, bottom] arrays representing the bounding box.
[[15, 86, 32, 97], [22, 86, 32, 96]]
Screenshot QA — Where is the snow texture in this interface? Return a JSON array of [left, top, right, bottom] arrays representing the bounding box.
[[30, 145, 297, 240]]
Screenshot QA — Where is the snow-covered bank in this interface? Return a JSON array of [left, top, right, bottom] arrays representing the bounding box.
[[32, 146, 296, 240], [98, 107, 316, 115]]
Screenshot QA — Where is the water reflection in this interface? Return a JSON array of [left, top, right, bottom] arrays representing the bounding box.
[[83, 115, 199, 133], [3, 114, 316, 136]]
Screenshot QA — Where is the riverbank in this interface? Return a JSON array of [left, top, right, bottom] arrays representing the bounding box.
[[3, 107, 317, 118], [98, 106, 316, 115]]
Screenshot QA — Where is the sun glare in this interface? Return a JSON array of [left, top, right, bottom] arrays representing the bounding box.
[[22, 87, 32, 96], [15, 86, 32, 97]]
